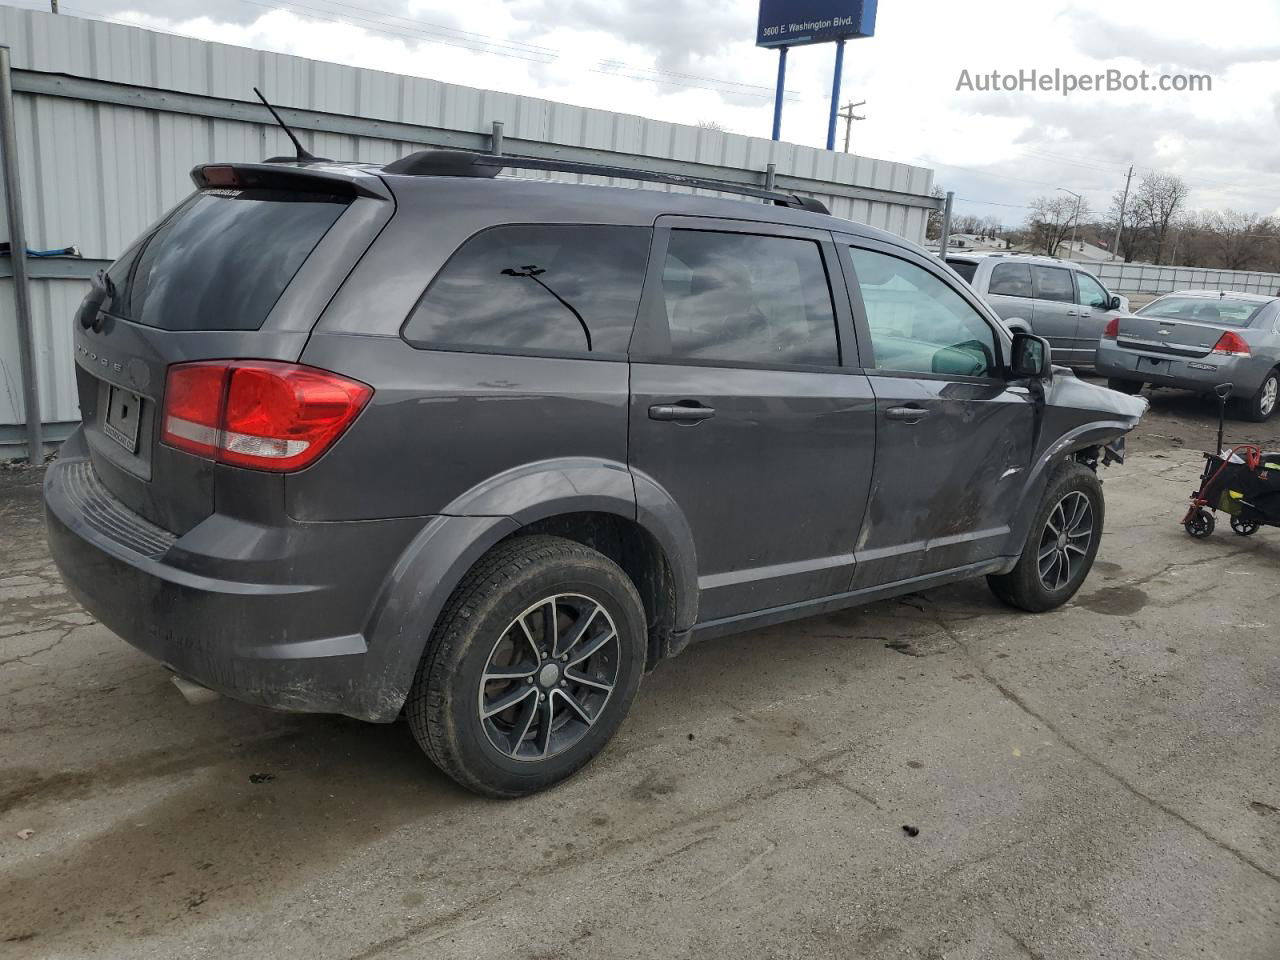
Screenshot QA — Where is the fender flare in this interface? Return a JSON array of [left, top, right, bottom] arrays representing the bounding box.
[[1003, 419, 1134, 555], [358, 460, 699, 718]]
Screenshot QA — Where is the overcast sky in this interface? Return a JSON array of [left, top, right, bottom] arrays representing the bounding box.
[[17, 0, 1280, 223]]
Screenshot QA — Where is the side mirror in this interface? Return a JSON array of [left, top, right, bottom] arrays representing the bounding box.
[[1108, 295, 1122, 311], [1010, 332, 1052, 380]]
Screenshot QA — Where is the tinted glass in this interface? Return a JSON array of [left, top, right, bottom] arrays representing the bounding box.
[[105, 189, 348, 331], [1032, 266, 1075, 303], [661, 231, 838, 366], [947, 260, 978, 283], [849, 247, 998, 378], [988, 262, 1033, 298], [1076, 273, 1109, 308], [1137, 296, 1265, 328], [403, 225, 650, 355]]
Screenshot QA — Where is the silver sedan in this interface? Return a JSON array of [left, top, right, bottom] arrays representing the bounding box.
[[1095, 290, 1280, 421]]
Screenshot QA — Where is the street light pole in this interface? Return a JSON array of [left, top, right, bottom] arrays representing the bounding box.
[[1057, 187, 1083, 258]]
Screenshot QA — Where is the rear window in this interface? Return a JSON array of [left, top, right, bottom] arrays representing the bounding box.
[[402, 225, 651, 356], [104, 189, 348, 331], [1137, 296, 1264, 328], [947, 260, 977, 283]]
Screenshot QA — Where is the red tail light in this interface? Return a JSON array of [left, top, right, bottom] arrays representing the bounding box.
[[1102, 316, 1120, 339], [1210, 331, 1250, 358], [161, 361, 372, 472]]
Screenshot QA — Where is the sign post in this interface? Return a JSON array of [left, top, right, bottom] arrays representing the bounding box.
[[756, 0, 878, 146]]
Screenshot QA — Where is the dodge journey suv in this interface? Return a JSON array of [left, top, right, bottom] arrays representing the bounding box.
[[45, 150, 1146, 797]]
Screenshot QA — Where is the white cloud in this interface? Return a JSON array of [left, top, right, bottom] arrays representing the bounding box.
[[30, 0, 1280, 223]]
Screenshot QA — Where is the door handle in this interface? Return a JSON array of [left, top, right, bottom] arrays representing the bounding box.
[[885, 405, 931, 423], [649, 402, 716, 424]]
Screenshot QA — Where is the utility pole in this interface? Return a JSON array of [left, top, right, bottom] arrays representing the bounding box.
[[1057, 187, 1083, 258], [1111, 164, 1134, 261], [837, 100, 866, 153]]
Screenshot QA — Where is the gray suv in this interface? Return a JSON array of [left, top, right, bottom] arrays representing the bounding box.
[[45, 151, 1146, 797], [947, 253, 1128, 366]]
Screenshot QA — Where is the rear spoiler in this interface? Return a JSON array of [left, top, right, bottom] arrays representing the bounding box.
[[190, 163, 391, 200]]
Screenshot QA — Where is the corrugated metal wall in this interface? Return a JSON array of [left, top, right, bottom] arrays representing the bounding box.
[[1077, 261, 1280, 297], [0, 5, 938, 449]]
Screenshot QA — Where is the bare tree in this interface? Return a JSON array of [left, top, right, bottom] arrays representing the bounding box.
[[1131, 172, 1189, 265], [695, 119, 727, 132], [1027, 194, 1088, 257], [1206, 210, 1273, 271], [1107, 187, 1145, 262], [926, 186, 946, 240]]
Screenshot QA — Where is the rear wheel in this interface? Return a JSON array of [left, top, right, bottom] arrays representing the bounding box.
[[406, 535, 646, 798], [1107, 377, 1144, 396], [988, 462, 1104, 613], [1241, 370, 1279, 423], [1231, 516, 1260, 537]]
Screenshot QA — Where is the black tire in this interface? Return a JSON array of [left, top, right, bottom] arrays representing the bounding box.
[[1107, 377, 1144, 396], [1184, 509, 1215, 539], [1231, 516, 1260, 537], [1241, 370, 1279, 423], [405, 535, 646, 798], [988, 462, 1104, 613]]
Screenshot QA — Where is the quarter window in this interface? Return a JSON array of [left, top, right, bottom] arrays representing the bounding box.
[[402, 225, 651, 355], [849, 247, 998, 379], [659, 231, 839, 366], [988, 262, 1033, 299], [1032, 266, 1075, 303]]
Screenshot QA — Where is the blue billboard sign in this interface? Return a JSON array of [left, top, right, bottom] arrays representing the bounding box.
[[756, 0, 878, 48]]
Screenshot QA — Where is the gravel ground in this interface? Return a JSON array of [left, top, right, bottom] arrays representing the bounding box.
[[1, 382, 1277, 960]]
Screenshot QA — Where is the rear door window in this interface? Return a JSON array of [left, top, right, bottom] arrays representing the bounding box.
[[1031, 266, 1076, 303], [402, 225, 651, 356], [105, 188, 349, 331], [988, 262, 1033, 298], [659, 230, 839, 367]]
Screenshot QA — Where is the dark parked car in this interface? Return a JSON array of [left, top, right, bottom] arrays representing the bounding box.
[[45, 151, 1146, 797]]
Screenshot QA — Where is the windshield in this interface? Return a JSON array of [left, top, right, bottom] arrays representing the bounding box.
[[104, 188, 348, 331], [1137, 295, 1264, 328]]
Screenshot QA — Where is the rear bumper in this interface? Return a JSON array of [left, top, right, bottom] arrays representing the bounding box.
[[1095, 341, 1262, 394], [43, 430, 443, 721]]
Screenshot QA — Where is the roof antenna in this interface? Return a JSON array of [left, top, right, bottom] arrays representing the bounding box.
[[253, 87, 322, 162]]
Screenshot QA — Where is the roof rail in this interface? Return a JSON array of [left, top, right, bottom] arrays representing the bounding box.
[[380, 149, 831, 215]]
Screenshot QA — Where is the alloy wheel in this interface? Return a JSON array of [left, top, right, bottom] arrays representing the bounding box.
[[1037, 491, 1094, 591], [1261, 375, 1278, 418], [477, 594, 620, 762]]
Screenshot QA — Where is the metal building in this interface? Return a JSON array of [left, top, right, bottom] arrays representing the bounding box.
[[0, 5, 939, 458]]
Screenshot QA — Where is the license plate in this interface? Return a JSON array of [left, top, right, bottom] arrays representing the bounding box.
[[1140, 356, 1171, 374], [103, 385, 142, 454]]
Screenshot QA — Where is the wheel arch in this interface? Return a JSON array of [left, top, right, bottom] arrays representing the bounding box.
[[360, 460, 699, 719]]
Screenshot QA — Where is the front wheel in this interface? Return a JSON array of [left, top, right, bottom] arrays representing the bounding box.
[[1184, 509, 1216, 538], [1241, 370, 1279, 423], [988, 462, 1104, 613], [405, 535, 647, 798], [1107, 378, 1144, 396]]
